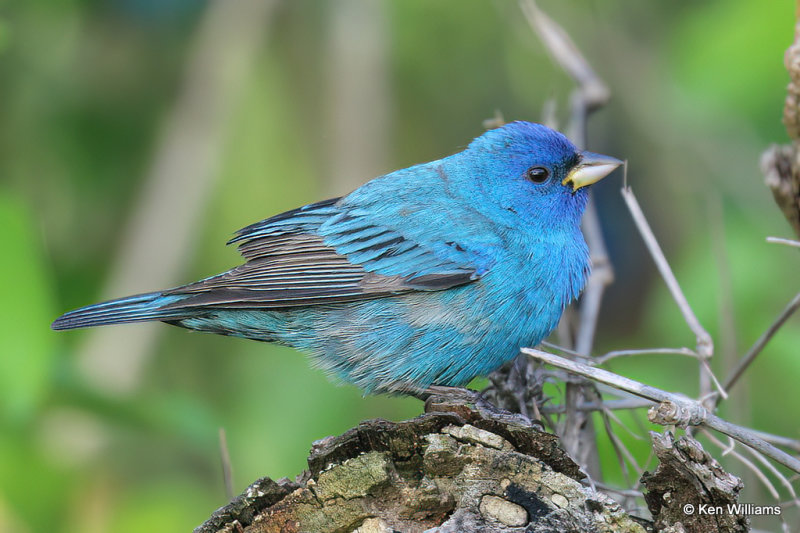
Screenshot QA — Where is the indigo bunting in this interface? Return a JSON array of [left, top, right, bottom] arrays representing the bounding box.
[[53, 121, 621, 395]]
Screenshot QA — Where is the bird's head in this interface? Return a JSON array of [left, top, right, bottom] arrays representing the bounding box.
[[461, 121, 621, 228]]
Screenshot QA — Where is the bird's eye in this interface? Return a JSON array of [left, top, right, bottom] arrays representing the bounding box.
[[525, 166, 550, 183]]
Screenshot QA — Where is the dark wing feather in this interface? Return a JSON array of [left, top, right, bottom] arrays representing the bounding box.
[[163, 198, 481, 309]]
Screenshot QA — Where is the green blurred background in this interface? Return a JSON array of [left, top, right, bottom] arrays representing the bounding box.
[[1, 0, 799, 531]]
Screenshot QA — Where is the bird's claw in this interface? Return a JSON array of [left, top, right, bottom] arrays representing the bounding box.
[[420, 385, 537, 428]]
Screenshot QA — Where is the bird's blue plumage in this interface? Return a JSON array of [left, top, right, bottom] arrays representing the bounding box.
[[52, 121, 620, 395]]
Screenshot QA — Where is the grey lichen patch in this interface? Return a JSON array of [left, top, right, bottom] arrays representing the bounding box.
[[286, 498, 367, 533], [351, 517, 392, 533], [536, 468, 587, 502], [422, 433, 468, 477], [550, 493, 569, 509], [479, 495, 528, 527], [397, 477, 455, 521], [596, 496, 650, 533], [443, 424, 512, 450], [313, 451, 391, 501]]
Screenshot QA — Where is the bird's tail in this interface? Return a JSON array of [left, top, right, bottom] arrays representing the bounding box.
[[51, 292, 189, 331]]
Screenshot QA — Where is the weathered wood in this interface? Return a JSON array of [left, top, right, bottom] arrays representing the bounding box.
[[196, 395, 648, 533], [642, 432, 747, 533]]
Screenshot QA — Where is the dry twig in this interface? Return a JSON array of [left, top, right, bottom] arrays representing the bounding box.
[[219, 427, 234, 501], [702, 430, 782, 502], [620, 187, 714, 360], [519, 0, 614, 480], [523, 348, 800, 474], [719, 291, 800, 402], [595, 347, 699, 365], [767, 236, 800, 248]]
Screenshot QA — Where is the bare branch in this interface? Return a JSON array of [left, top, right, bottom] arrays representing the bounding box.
[[595, 347, 699, 365], [700, 358, 729, 402], [702, 430, 782, 501], [705, 433, 799, 533], [543, 344, 703, 367], [620, 185, 718, 404], [598, 408, 635, 485], [519, 0, 609, 113], [620, 186, 714, 359], [523, 348, 685, 405], [603, 408, 647, 442], [742, 445, 798, 501], [519, 0, 615, 481], [575, 218, 614, 355], [482, 109, 506, 130], [541, 398, 653, 415], [540, 341, 585, 358], [518, 0, 613, 354], [708, 195, 738, 405], [583, 480, 644, 500], [767, 236, 800, 248], [748, 429, 800, 454], [219, 427, 234, 500], [720, 291, 800, 401], [523, 348, 800, 473]]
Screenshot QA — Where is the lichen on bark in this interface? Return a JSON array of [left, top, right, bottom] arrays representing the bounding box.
[[196, 395, 648, 533]]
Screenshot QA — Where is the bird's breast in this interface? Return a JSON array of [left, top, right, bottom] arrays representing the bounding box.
[[479, 235, 590, 341]]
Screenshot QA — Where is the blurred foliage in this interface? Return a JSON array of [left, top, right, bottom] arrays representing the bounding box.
[[1, 0, 799, 531]]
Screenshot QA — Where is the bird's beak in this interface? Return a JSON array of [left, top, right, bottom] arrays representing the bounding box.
[[562, 151, 623, 191]]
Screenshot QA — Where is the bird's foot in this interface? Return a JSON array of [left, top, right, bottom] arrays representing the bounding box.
[[418, 385, 536, 427]]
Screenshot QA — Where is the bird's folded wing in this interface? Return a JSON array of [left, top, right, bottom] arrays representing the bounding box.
[[162, 198, 483, 309]]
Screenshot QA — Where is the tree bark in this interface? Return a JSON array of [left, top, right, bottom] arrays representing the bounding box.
[[196, 395, 649, 533], [642, 433, 747, 533]]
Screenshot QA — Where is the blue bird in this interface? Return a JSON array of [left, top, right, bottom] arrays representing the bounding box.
[[52, 121, 621, 395]]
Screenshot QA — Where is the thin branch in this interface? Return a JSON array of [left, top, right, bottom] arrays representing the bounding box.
[[742, 445, 798, 500], [598, 408, 634, 485], [219, 427, 234, 500], [708, 194, 739, 406], [540, 398, 653, 414], [520, 0, 613, 481], [523, 348, 680, 405], [719, 291, 800, 402], [543, 343, 702, 366], [540, 341, 586, 359], [620, 186, 714, 360], [595, 347, 698, 365], [519, 0, 613, 356], [576, 233, 614, 355], [546, 344, 726, 402], [748, 429, 800, 454], [620, 185, 717, 404], [702, 430, 782, 501], [519, 0, 609, 113], [523, 348, 800, 473], [583, 480, 644, 500], [767, 236, 800, 248], [700, 358, 728, 401], [604, 408, 647, 442]]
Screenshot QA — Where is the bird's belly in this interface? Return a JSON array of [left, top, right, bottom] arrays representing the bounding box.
[[180, 246, 583, 394]]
